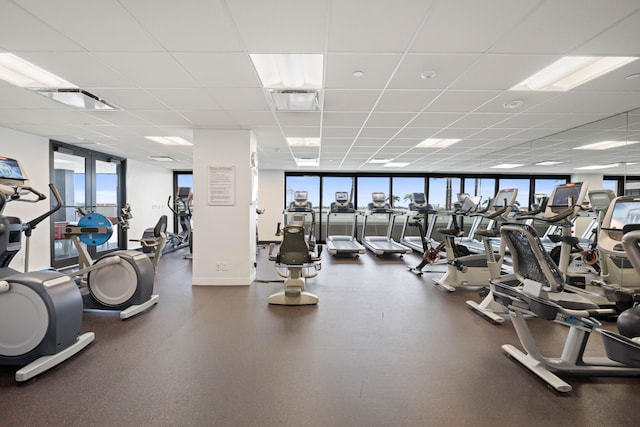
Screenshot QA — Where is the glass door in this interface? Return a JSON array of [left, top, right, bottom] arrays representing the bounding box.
[[51, 143, 126, 268], [94, 159, 121, 258], [51, 150, 85, 266]]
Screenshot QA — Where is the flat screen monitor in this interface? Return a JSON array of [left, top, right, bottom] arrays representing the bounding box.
[[608, 200, 640, 230], [0, 157, 26, 181], [335, 192, 348, 202]]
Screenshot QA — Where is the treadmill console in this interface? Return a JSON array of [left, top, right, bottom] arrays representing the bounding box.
[[408, 192, 434, 214], [289, 190, 313, 212], [368, 192, 390, 212], [331, 191, 354, 213]]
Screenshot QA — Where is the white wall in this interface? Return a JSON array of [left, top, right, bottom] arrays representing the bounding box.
[[257, 169, 284, 242], [125, 159, 174, 248], [0, 127, 52, 271]]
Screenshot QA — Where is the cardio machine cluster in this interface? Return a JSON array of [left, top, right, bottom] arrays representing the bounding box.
[[0, 157, 162, 383], [267, 185, 640, 393]]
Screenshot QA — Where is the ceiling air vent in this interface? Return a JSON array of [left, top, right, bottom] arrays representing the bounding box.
[[267, 89, 319, 111]]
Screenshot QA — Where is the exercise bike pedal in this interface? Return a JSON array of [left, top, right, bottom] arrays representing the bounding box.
[[408, 267, 423, 276]]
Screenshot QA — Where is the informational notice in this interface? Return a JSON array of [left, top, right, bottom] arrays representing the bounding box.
[[208, 165, 235, 206]]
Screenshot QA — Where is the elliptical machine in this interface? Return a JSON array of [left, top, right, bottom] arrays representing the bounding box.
[[166, 187, 193, 254], [62, 208, 159, 319], [0, 157, 94, 382]]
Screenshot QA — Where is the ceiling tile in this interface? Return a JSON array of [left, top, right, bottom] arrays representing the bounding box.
[[18, 0, 163, 51]]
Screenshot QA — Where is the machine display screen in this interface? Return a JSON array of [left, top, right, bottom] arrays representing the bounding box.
[[0, 157, 25, 181], [588, 190, 614, 210], [491, 189, 517, 209], [550, 183, 582, 211], [609, 200, 640, 230]]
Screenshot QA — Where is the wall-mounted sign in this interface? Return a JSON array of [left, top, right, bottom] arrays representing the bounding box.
[[208, 164, 235, 206]]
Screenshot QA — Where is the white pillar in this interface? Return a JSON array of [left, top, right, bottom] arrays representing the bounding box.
[[192, 129, 257, 286], [257, 169, 284, 243], [571, 173, 603, 192]]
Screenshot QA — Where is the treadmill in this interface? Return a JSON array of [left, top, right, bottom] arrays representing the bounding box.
[[325, 191, 366, 256], [399, 192, 439, 254], [360, 192, 412, 256]]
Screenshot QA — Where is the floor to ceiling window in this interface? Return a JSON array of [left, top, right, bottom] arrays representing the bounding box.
[[51, 142, 126, 268], [284, 172, 578, 244]]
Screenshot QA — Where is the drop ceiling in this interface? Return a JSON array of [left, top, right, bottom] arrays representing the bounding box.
[[1, 0, 640, 175]]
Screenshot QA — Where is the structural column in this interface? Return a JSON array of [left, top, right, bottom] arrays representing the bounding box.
[[192, 129, 257, 286]]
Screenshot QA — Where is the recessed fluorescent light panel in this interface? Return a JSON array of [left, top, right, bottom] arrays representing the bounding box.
[[574, 140, 639, 150], [286, 137, 320, 147], [145, 136, 193, 146], [148, 156, 174, 162], [383, 162, 410, 168], [416, 138, 461, 148], [511, 56, 638, 91], [295, 158, 319, 167], [369, 158, 391, 164], [0, 53, 76, 88], [490, 163, 524, 169], [250, 54, 323, 89], [535, 161, 564, 166], [575, 163, 620, 170]]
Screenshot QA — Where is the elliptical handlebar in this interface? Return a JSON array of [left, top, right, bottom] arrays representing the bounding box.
[[167, 196, 178, 216], [23, 184, 62, 235]]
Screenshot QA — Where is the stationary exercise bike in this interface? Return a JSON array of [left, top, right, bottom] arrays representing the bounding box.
[[491, 222, 640, 393], [267, 214, 322, 305], [131, 215, 168, 271], [62, 208, 159, 319], [433, 189, 518, 291], [0, 157, 94, 382], [408, 196, 471, 275]]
